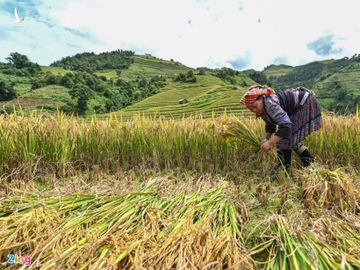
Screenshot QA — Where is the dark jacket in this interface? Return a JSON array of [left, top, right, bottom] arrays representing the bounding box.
[[261, 87, 308, 139]]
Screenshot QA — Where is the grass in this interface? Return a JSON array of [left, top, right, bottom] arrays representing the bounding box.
[[1, 85, 108, 114], [263, 65, 294, 80], [41, 66, 72, 76], [219, 117, 262, 149], [22, 85, 72, 102], [2, 85, 74, 111], [0, 72, 31, 97]]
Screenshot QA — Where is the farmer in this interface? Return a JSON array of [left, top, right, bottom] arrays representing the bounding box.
[[242, 85, 322, 172]]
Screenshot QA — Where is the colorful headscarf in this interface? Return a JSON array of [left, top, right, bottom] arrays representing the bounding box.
[[242, 85, 275, 109]]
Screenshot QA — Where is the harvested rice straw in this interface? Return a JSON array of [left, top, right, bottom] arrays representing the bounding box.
[[299, 166, 360, 212], [220, 117, 262, 149]]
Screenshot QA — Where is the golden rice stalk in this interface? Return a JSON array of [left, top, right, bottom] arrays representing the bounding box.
[[298, 166, 360, 213], [0, 182, 253, 270], [303, 215, 360, 270], [219, 117, 261, 149], [308, 216, 360, 261], [251, 214, 360, 270]]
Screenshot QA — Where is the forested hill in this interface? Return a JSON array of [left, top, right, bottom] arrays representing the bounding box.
[[262, 54, 360, 113], [1, 50, 360, 117], [50, 50, 135, 72], [0, 51, 190, 115], [0, 50, 253, 117]]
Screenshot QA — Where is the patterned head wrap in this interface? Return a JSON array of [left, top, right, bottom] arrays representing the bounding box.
[[242, 85, 275, 109]]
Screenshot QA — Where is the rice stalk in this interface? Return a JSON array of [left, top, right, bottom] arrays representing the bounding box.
[[299, 165, 360, 213], [219, 117, 262, 149], [0, 182, 253, 269]]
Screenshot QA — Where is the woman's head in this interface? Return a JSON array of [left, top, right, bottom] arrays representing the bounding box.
[[248, 96, 264, 117], [242, 85, 275, 116]]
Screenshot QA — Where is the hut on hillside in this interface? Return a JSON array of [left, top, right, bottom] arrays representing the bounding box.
[[178, 99, 189, 104]]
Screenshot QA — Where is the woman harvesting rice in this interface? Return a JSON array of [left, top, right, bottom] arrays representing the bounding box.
[[242, 85, 322, 172]]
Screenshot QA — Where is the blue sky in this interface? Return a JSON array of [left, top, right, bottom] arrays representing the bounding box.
[[0, 0, 359, 70]]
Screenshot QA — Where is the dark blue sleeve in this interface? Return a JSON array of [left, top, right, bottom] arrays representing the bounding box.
[[264, 96, 292, 139], [265, 122, 276, 134]]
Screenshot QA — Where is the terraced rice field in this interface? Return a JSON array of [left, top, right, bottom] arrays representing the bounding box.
[[105, 76, 253, 120]]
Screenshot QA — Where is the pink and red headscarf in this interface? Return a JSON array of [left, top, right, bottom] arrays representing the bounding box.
[[242, 85, 275, 109]]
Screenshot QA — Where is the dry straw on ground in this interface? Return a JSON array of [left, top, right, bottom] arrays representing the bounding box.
[[298, 165, 360, 213]]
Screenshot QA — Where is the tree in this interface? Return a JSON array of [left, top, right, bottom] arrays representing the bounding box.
[[0, 80, 17, 101], [69, 84, 91, 115], [213, 68, 238, 84], [60, 73, 75, 88], [197, 68, 206, 75], [5, 52, 41, 75], [50, 50, 134, 71], [336, 88, 347, 101], [46, 73, 58, 85], [133, 90, 142, 100], [175, 73, 186, 82], [95, 81, 107, 93], [105, 91, 129, 112], [174, 71, 196, 83], [115, 79, 133, 97], [6, 52, 30, 69], [31, 77, 46, 90], [248, 71, 269, 85]]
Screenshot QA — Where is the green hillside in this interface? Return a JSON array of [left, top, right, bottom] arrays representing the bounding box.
[[262, 64, 294, 80], [0, 72, 31, 96], [94, 55, 191, 80], [1, 51, 255, 117], [122, 55, 192, 79], [265, 55, 360, 113], [0, 52, 194, 114], [267, 59, 348, 90], [43, 55, 190, 81], [1, 85, 72, 111], [41, 66, 71, 76], [2, 50, 360, 117], [106, 74, 254, 120], [313, 60, 360, 111]]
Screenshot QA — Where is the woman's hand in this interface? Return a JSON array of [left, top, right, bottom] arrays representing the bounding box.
[[261, 140, 273, 152], [261, 135, 282, 152]]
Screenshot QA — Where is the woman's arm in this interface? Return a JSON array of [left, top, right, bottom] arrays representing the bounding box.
[[261, 96, 292, 151], [264, 96, 292, 140]]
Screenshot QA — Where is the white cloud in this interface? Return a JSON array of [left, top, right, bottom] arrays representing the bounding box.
[[1, 0, 360, 70]]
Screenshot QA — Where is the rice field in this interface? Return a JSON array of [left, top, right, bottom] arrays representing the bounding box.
[[99, 75, 254, 121], [0, 112, 359, 269]]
